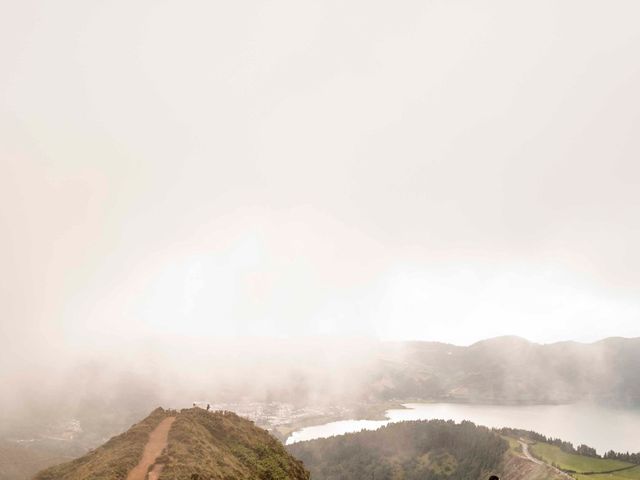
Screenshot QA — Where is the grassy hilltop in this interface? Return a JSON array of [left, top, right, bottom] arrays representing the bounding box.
[[160, 408, 309, 479], [33, 407, 309, 480]]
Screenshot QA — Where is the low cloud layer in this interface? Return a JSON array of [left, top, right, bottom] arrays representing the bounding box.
[[2, 1, 640, 391]]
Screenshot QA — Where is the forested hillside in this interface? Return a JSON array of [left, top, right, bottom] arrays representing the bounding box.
[[288, 420, 506, 480]]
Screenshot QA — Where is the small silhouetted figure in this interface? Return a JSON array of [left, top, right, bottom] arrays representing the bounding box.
[[489, 476, 499, 480], [206, 403, 210, 411]]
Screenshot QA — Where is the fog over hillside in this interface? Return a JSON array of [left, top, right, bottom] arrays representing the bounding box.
[[3, 0, 640, 357], [2, 1, 640, 479], [3, 335, 640, 446]]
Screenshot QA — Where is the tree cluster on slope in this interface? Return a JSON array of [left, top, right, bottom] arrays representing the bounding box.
[[288, 420, 507, 480], [603, 450, 640, 464]]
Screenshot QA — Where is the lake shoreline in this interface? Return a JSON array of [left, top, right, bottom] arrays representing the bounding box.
[[284, 402, 640, 454]]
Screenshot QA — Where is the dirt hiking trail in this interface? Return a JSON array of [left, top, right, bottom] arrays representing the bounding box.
[[126, 416, 175, 480], [519, 439, 573, 480]]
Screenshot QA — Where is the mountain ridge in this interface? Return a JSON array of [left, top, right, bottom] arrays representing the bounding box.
[[33, 407, 309, 480], [368, 336, 640, 405]]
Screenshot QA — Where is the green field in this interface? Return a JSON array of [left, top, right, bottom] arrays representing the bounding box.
[[530, 442, 640, 479], [502, 435, 522, 453], [574, 467, 640, 480], [574, 466, 640, 480]]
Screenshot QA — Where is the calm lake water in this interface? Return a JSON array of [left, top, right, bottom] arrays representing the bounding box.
[[286, 403, 640, 454]]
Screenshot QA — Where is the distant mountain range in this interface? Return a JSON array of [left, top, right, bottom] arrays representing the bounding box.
[[4, 336, 640, 479], [365, 336, 640, 405]]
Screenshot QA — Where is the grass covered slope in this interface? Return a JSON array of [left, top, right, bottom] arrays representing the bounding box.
[[574, 469, 640, 480], [529, 442, 640, 480], [287, 420, 507, 480], [34, 407, 171, 480], [33, 407, 309, 480], [160, 408, 309, 480], [530, 442, 632, 472]]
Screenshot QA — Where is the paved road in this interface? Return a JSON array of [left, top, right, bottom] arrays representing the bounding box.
[[519, 440, 574, 479]]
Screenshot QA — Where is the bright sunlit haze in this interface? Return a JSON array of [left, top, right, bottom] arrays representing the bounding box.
[[2, 2, 640, 479], [3, 0, 640, 356]]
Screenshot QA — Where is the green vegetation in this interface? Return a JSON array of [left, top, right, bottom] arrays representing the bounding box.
[[530, 442, 632, 473], [160, 408, 309, 480], [501, 435, 522, 454], [33, 407, 308, 480], [29, 403, 640, 480], [498, 427, 640, 479], [287, 419, 507, 480], [526, 442, 640, 479], [574, 467, 640, 480], [34, 407, 170, 480]]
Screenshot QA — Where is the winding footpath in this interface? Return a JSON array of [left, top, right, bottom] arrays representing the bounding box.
[[518, 440, 574, 480], [126, 416, 176, 480]]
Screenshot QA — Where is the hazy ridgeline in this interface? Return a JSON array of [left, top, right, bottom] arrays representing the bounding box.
[[2, 0, 640, 479], [0, 337, 378, 439], [33, 408, 310, 480], [3, 335, 640, 442]]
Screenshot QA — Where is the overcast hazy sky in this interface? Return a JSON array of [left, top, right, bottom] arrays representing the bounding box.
[[2, 0, 640, 359]]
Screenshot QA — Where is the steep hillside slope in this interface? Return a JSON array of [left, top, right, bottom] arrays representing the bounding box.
[[34, 407, 309, 480], [500, 449, 565, 480], [287, 419, 570, 480], [34, 408, 171, 480], [287, 419, 507, 480], [160, 408, 309, 479]]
